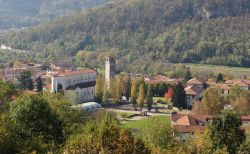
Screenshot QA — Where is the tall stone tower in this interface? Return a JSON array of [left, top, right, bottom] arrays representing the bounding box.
[[105, 56, 115, 89]]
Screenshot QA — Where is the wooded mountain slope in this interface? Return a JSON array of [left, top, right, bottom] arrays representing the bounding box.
[[0, 0, 110, 29], [2, 0, 250, 73]]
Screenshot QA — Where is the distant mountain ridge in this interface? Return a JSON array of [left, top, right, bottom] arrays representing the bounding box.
[[0, 0, 111, 29], [2, 0, 250, 73]]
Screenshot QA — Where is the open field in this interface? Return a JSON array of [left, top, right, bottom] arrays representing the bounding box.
[[177, 63, 250, 78], [123, 115, 170, 135], [153, 97, 165, 102]]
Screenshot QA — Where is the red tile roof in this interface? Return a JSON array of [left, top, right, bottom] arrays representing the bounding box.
[[186, 77, 203, 86], [226, 79, 250, 87], [173, 125, 206, 133], [207, 82, 230, 90], [145, 75, 181, 84], [172, 114, 250, 133], [172, 114, 212, 125], [241, 116, 250, 122], [185, 85, 203, 95], [53, 69, 96, 77], [233, 81, 248, 87]]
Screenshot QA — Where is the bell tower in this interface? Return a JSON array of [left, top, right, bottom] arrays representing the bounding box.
[[105, 56, 115, 89]]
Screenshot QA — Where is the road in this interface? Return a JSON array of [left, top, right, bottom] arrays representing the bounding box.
[[105, 108, 171, 116]]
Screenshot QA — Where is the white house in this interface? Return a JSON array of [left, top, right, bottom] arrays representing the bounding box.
[[51, 69, 97, 104], [1, 45, 11, 50]]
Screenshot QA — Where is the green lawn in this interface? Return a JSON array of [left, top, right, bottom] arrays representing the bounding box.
[[123, 116, 170, 135], [176, 63, 250, 78], [153, 97, 165, 102]]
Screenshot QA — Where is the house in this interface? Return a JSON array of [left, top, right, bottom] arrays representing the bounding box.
[[186, 77, 204, 88], [225, 79, 250, 90], [207, 82, 230, 95], [241, 116, 250, 126], [1, 44, 11, 50], [145, 75, 181, 84], [185, 85, 203, 107], [51, 61, 73, 70], [51, 69, 96, 104], [171, 114, 212, 141], [172, 114, 250, 142]]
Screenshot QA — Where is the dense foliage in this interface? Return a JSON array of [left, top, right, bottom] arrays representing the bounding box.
[[0, 0, 111, 29], [2, 0, 250, 73], [0, 81, 250, 153]]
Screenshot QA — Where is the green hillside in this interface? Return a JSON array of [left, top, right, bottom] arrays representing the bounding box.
[[0, 0, 111, 29], [2, 0, 250, 73]]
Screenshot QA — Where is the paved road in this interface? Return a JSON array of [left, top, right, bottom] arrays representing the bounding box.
[[105, 108, 171, 116]]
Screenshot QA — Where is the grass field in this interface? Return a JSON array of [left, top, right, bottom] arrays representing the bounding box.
[[123, 116, 170, 135], [153, 97, 165, 102], [177, 63, 250, 78]]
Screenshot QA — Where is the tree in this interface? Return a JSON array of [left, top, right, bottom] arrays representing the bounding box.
[[35, 76, 43, 92], [164, 88, 174, 103], [10, 94, 64, 153], [17, 71, 33, 90], [208, 110, 245, 154], [0, 113, 17, 154], [130, 81, 137, 107], [64, 112, 150, 154], [27, 76, 33, 91], [137, 84, 145, 111], [143, 116, 175, 150], [122, 73, 131, 100], [201, 88, 225, 115], [95, 75, 104, 103], [184, 67, 192, 81], [216, 73, 224, 83], [0, 81, 17, 113], [57, 84, 63, 93], [172, 82, 187, 109], [112, 76, 122, 104], [41, 62, 51, 70], [158, 83, 168, 97], [233, 92, 250, 115], [191, 100, 203, 114], [227, 85, 243, 103], [103, 81, 110, 104], [145, 84, 153, 112], [153, 83, 160, 96]]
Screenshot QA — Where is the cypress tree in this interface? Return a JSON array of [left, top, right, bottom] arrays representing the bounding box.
[[112, 76, 122, 104], [27, 76, 33, 91], [103, 81, 110, 104], [36, 76, 43, 92], [18, 71, 32, 90], [137, 84, 145, 111], [95, 75, 104, 103], [130, 81, 137, 107], [57, 84, 63, 94], [184, 67, 192, 81], [124, 74, 131, 100], [172, 82, 187, 109], [146, 84, 153, 112], [216, 73, 224, 83]]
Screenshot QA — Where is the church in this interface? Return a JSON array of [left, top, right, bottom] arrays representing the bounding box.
[[51, 69, 96, 104]]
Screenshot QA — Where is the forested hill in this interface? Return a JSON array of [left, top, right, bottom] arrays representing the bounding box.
[[0, 0, 111, 29], [2, 0, 250, 73]]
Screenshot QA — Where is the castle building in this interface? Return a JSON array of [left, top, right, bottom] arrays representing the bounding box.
[[51, 69, 96, 104], [105, 56, 115, 88]]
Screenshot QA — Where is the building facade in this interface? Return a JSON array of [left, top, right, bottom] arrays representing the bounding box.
[[105, 56, 115, 88], [51, 69, 96, 104]]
